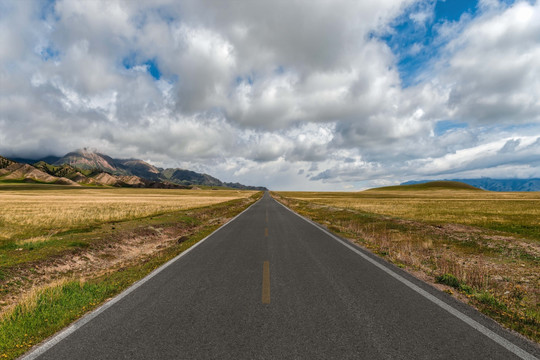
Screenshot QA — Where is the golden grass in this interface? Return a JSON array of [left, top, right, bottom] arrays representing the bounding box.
[[0, 187, 256, 243], [278, 190, 540, 239]]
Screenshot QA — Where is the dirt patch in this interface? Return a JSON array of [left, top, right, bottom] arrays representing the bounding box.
[[1, 225, 183, 315]]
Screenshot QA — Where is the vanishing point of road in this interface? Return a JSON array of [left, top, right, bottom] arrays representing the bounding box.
[[22, 193, 540, 359]]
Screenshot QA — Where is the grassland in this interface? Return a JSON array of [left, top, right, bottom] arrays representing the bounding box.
[[0, 184, 254, 243], [282, 185, 540, 239], [0, 183, 261, 359], [273, 185, 540, 342]]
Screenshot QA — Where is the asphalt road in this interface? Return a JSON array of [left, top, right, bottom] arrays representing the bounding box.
[[24, 192, 539, 359]]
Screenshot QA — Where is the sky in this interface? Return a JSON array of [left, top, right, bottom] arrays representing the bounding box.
[[1, 0, 539, 190]]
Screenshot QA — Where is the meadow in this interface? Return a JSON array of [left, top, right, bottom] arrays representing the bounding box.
[[0, 184, 256, 243], [279, 184, 540, 240], [274, 184, 540, 342]]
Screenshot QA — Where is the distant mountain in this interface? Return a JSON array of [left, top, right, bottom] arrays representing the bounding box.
[[53, 149, 164, 181], [116, 159, 161, 181], [54, 149, 123, 174], [1, 150, 267, 190], [0, 156, 188, 188], [52, 148, 266, 189], [11, 156, 61, 165], [402, 178, 540, 192], [160, 168, 223, 187], [224, 182, 267, 190]]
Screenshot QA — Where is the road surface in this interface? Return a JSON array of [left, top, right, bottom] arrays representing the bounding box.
[[23, 192, 539, 359]]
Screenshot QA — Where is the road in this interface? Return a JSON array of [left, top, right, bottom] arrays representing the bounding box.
[[23, 192, 539, 359]]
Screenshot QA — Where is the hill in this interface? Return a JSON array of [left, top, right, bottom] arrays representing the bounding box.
[[0, 155, 16, 169], [0, 160, 79, 185], [402, 178, 540, 192], [371, 181, 482, 191]]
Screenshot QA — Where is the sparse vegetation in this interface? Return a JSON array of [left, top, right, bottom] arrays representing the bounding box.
[[436, 273, 473, 294], [277, 186, 540, 239], [0, 183, 262, 359], [273, 188, 540, 342]]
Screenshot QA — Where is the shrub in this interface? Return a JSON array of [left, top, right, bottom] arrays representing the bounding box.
[[436, 273, 460, 288], [476, 291, 507, 310], [458, 284, 474, 295]]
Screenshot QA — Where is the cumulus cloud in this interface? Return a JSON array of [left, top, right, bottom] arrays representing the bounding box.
[[441, 1, 540, 125], [0, 0, 539, 190]]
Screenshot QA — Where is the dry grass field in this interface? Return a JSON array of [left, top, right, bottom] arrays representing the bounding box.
[[0, 184, 256, 244], [274, 185, 540, 342], [280, 187, 540, 240]]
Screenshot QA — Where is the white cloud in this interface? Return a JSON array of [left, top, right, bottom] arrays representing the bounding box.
[[441, 1, 540, 125]]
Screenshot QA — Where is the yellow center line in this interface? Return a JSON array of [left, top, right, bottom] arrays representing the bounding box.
[[262, 261, 270, 304], [265, 227, 269, 237]]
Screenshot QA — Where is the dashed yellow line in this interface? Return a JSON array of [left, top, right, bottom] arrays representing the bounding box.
[[262, 261, 270, 304], [265, 227, 268, 237]]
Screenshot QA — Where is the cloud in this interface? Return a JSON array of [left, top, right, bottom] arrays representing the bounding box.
[[441, 1, 540, 125], [1, 0, 539, 190]]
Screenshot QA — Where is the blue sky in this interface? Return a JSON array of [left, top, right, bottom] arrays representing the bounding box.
[[122, 54, 162, 80], [1, 0, 539, 190], [383, 0, 480, 87]]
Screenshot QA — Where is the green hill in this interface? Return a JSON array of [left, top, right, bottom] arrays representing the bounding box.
[[369, 181, 482, 191]]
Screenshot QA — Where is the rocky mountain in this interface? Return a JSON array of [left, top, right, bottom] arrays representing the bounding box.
[[116, 159, 161, 180], [0, 157, 187, 188], [54, 148, 124, 174], [1, 150, 267, 190], [160, 168, 223, 186], [52, 149, 164, 181], [51, 149, 266, 189], [402, 178, 540, 192]]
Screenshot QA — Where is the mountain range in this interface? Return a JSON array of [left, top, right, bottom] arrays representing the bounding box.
[[402, 178, 540, 192], [0, 149, 266, 190]]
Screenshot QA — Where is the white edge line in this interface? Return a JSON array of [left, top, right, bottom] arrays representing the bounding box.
[[19, 195, 264, 360], [275, 199, 538, 360]]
